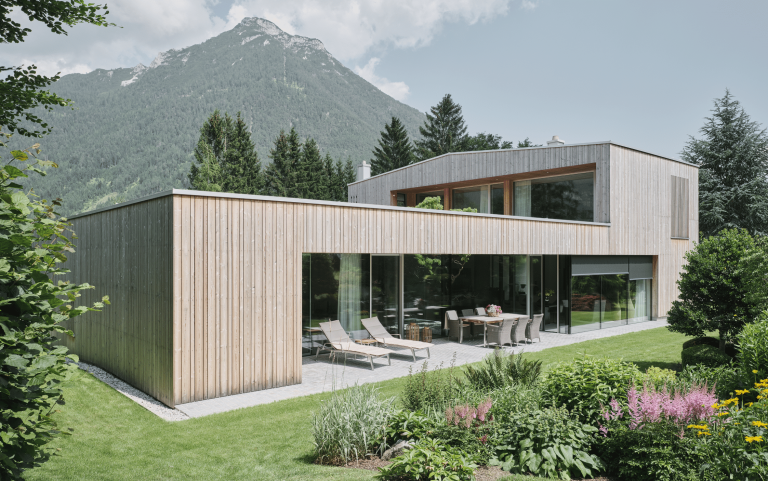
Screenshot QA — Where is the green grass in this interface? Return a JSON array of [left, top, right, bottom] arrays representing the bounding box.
[[24, 327, 690, 480]]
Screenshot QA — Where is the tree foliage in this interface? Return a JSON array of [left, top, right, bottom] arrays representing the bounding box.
[[1, 0, 114, 137], [464, 132, 513, 151], [681, 90, 768, 237], [415, 94, 468, 160], [667, 228, 768, 350], [370, 116, 415, 176], [188, 111, 262, 195], [0, 133, 107, 478]]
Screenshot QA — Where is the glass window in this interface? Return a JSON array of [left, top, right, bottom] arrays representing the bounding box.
[[453, 185, 489, 213], [571, 275, 601, 333], [301, 253, 370, 355], [530, 256, 542, 316], [514, 173, 594, 222], [415, 191, 444, 207], [543, 255, 558, 331], [558, 256, 571, 333], [601, 274, 628, 329], [404, 254, 449, 339], [491, 184, 504, 215], [628, 279, 651, 322], [371, 256, 400, 335], [396, 193, 406, 207]]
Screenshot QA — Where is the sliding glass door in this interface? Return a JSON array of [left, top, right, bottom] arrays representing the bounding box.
[[371, 255, 401, 336]]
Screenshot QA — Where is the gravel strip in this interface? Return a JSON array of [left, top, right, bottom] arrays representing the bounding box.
[[76, 362, 189, 422]]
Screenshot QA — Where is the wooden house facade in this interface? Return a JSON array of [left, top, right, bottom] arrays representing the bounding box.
[[60, 141, 697, 407]]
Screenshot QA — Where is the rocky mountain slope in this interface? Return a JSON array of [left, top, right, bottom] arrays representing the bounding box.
[[21, 18, 424, 214]]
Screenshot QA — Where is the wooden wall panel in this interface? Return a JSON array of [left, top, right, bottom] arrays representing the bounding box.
[[60, 196, 174, 406], [348, 143, 612, 222], [61, 141, 697, 407]]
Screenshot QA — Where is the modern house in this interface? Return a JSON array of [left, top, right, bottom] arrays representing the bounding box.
[[60, 138, 697, 407]]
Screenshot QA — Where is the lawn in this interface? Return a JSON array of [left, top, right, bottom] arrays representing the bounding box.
[[24, 327, 690, 481]]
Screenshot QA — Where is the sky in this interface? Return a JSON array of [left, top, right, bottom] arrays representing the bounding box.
[[3, 0, 767, 160]]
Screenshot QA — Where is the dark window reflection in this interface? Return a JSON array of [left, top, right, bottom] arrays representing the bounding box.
[[491, 184, 504, 215], [515, 173, 594, 222]]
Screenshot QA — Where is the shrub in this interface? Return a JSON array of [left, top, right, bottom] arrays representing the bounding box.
[[377, 438, 477, 481], [681, 344, 732, 368], [736, 312, 768, 381], [682, 336, 720, 350], [597, 421, 705, 481], [597, 383, 718, 481], [543, 354, 640, 424], [487, 384, 543, 426], [640, 366, 678, 389], [384, 410, 438, 445], [687, 378, 768, 479], [491, 406, 603, 479], [401, 357, 460, 413], [0, 139, 108, 478], [678, 364, 742, 399], [312, 383, 395, 464], [461, 350, 542, 392]]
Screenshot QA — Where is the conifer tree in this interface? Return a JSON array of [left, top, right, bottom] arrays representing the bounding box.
[[189, 110, 232, 189], [415, 94, 468, 160], [222, 112, 262, 195], [370, 116, 415, 176], [321, 153, 336, 201], [296, 138, 325, 199], [263, 127, 303, 198], [682, 90, 768, 237], [189, 142, 223, 192]]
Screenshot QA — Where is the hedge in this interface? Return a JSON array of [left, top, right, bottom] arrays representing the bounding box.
[[681, 344, 732, 368]]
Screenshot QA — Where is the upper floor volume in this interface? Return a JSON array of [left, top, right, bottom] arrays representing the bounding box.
[[348, 137, 697, 236]]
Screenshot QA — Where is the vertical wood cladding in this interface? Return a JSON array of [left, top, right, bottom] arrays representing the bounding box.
[[60, 143, 697, 407], [60, 196, 174, 407]]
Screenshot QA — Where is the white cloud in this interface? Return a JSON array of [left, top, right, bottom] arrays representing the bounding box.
[[354, 57, 410, 101], [227, 0, 513, 61], [1, 0, 514, 77], [521, 0, 538, 10]]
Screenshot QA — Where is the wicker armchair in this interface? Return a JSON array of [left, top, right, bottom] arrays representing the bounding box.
[[511, 317, 529, 346], [461, 309, 480, 337], [486, 318, 516, 347], [527, 314, 543, 343], [446, 310, 471, 343]]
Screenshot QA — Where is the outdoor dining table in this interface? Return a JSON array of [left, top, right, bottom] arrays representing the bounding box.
[[459, 313, 528, 347]]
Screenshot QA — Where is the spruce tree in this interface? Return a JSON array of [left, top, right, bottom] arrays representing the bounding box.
[[285, 127, 303, 198], [464, 132, 513, 151], [296, 138, 325, 199], [222, 112, 262, 195], [321, 153, 336, 201], [415, 94, 468, 160], [682, 90, 768, 237], [189, 110, 233, 189], [370, 116, 415, 176], [263, 130, 291, 197]]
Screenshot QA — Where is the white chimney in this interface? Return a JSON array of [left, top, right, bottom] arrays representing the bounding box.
[[547, 135, 565, 147], [356, 161, 371, 182]]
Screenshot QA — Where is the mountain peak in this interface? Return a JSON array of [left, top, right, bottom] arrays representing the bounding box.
[[236, 17, 329, 56]]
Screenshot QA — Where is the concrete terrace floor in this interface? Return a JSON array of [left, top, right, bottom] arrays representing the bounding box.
[[175, 319, 669, 418]]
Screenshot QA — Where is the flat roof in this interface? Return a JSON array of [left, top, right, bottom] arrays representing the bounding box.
[[348, 141, 697, 186], [67, 189, 610, 228]]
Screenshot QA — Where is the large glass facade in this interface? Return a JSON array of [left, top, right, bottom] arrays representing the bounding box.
[[371, 256, 400, 335], [302, 254, 370, 355], [403, 254, 449, 339], [416, 191, 444, 207], [570, 274, 650, 333], [302, 253, 652, 354], [514, 173, 594, 222], [491, 184, 504, 215], [453, 186, 490, 213]]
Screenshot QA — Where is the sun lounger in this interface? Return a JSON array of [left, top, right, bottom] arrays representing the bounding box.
[[316, 320, 392, 370], [361, 317, 432, 361]]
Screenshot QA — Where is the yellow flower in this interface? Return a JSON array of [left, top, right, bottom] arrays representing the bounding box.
[[745, 436, 764, 443], [712, 403, 720, 409], [687, 424, 708, 430], [747, 402, 754, 407], [698, 431, 711, 436], [754, 370, 759, 374], [736, 389, 750, 395], [753, 421, 768, 428], [717, 412, 729, 417]]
